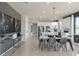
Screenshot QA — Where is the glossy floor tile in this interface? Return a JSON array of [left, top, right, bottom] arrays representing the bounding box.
[[11, 36, 79, 56]]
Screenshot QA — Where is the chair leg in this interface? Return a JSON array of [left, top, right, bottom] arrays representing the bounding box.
[[47, 42, 50, 51], [59, 44, 63, 53], [60, 47, 63, 53], [40, 42, 44, 51], [39, 41, 41, 48], [65, 44, 67, 52], [53, 43, 56, 51]]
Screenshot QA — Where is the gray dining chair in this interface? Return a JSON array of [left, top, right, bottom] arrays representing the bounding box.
[[59, 38, 67, 52], [49, 37, 57, 51], [38, 33, 48, 51]]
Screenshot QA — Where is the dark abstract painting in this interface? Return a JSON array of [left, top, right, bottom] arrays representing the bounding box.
[[15, 19, 21, 32], [0, 12, 21, 34]]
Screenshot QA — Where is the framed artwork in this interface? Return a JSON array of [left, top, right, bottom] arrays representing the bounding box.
[[46, 26, 50, 32], [15, 19, 21, 32], [0, 12, 21, 34]]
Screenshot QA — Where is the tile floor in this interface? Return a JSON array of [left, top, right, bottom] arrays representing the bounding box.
[[11, 36, 79, 56]]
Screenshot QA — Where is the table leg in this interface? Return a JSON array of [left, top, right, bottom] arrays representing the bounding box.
[[68, 39, 73, 51]]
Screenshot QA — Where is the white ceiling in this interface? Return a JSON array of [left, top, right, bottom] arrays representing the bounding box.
[[7, 2, 79, 21]]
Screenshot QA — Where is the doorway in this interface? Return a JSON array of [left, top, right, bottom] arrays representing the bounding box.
[[31, 23, 37, 37]]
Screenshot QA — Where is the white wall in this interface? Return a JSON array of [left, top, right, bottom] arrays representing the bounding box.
[[21, 15, 31, 41], [21, 15, 25, 41], [71, 15, 74, 43]]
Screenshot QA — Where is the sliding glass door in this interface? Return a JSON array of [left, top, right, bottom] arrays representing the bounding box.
[[75, 17, 79, 34], [74, 16, 79, 43]]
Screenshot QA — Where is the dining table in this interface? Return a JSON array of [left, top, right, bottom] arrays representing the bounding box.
[[47, 35, 74, 51], [39, 32, 74, 51]]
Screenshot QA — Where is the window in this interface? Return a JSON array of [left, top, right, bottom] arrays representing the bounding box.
[[75, 17, 79, 34]]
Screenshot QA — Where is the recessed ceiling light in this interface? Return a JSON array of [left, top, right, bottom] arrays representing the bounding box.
[[56, 11, 60, 14], [43, 10, 46, 14]]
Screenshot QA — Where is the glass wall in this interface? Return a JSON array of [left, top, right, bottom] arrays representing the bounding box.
[[0, 11, 21, 55], [75, 17, 79, 34], [74, 12, 79, 43]]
